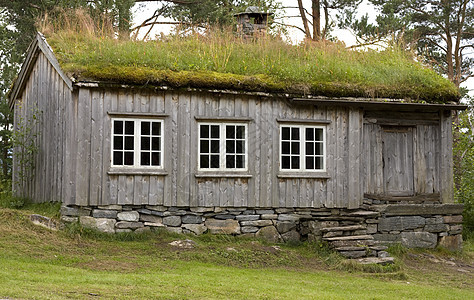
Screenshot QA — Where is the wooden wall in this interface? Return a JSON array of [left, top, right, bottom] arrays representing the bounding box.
[[13, 52, 71, 203]]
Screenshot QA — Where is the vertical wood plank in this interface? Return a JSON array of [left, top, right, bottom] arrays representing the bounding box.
[[325, 108, 337, 208], [89, 90, 103, 205], [440, 111, 454, 203], [248, 96, 257, 208], [75, 88, 91, 206], [177, 92, 191, 207], [347, 108, 361, 209]]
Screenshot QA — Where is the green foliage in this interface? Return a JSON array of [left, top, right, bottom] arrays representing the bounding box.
[[47, 29, 459, 102], [454, 97, 474, 236]]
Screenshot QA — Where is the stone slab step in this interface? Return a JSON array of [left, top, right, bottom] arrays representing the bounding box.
[[321, 225, 366, 232], [347, 211, 380, 217], [330, 240, 376, 247], [335, 246, 369, 251], [324, 235, 374, 241], [356, 257, 395, 265]]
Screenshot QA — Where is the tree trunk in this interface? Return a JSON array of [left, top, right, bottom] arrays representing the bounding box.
[[297, 0, 312, 39], [312, 0, 321, 40]]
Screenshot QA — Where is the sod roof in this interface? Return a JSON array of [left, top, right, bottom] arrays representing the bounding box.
[[47, 32, 461, 103]]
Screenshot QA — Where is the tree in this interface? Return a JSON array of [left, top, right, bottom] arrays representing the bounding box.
[[291, 0, 362, 41], [349, 0, 474, 88]]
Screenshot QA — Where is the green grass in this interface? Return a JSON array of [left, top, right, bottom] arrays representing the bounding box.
[[46, 29, 460, 103], [0, 208, 473, 299]]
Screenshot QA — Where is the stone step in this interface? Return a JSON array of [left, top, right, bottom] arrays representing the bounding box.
[[335, 246, 369, 251], [355, 257, 395, 265], [329, 239, 376, 248], [369, 245, 388, 251], [324, 235, 374, 241], [321, 225, 366, 232]]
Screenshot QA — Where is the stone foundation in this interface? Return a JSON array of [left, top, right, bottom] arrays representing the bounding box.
[[61, 200, 464, 257]]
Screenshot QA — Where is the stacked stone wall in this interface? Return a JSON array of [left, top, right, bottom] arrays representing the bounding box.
[[61, 200, 464, 257]]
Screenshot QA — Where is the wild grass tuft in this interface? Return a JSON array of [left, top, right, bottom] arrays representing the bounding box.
[[38, 12, 460, 102]]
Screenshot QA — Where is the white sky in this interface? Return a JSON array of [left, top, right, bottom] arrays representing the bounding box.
[[131, 0, 473, 97]]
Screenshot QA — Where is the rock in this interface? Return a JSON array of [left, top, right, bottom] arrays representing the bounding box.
[[182, 224, 207, 235], [144, 222, 165, 227], [60, 216, 78, 223], [135, 227, 151, 233], [235, 215, 260, 221], [384, 204, 464, 216], [378, 216, 425, 232], [163, 216, 182, 227], [281, 230, 300, 243], [357, 257, 395, 265], [443, 215, 463, 224], [242, 210, 256, 215], [261, 214, 278, 220], [347, 210, 379, 217], [181, 215, 203, 224], [424, 224, 449, 233], [98, 205, 122, 210], [256, 209, 275, 214], [169, 239, 196, 249], [241, 226, 259, 233], [115, 221, 144, 229], [145, 205, 167, 212], [320, 221, 339, 227], [115, 229, 132, 233], [256, 226, 281, 243], [137, 209, 152, 215], [330, 239, 375, 247], [117, 211, 139, 222], [92, 209, 117, 219], [401, 232, 437, 248], [449, 225, 463, 234], [150, 211, 164, 217], [340, 251, 366, 258], [307, 233, 322, 243], [276, 221, 297, 234], [166, 227, 183, 234], [377, 251, 390, 258], [240, 220, 273, 227], [278, 214, 300, 222], [321, 225, 365, 232], [80, 216, 116, 233], [61, 206, 90, 217], [367, 224, 378, 234], [190, 207, 214, 213], [324, 235, 374, 241], [323, 231, 343, 238], [373, 233, 401, 243], [214, 214, 235, 220], [30, 214, 59, 231], [439, 235, 463, 251], [425, 217, 444, 225], [140, 214, 163, 224], [205, 219, 240, 235], [275, 208, 294, 213]]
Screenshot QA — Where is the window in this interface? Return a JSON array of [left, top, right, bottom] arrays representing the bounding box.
[[111, 118, 163, 168], [199, 123, 247, 170], [280, 125, 325, 171]]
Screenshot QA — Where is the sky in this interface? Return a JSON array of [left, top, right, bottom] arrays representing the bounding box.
[[131, 0, 473, 98]]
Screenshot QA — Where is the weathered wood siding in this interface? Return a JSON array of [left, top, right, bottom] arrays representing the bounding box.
[[13, 52, 71, 203], [66, 89, 364, 208]]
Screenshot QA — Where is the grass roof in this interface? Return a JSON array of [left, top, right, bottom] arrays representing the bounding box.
[[47, 31, 460, 103]]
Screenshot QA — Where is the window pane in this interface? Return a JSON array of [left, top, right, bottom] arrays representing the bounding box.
[[200, 125, 209, 138], [236, 126, 245, 139], [211, 155, 220, 168], [315, 157, 323, 169], [291, 156, 300, 169], [236, 141, 244, 154], [152, 152, 161, 166], [124, 152, 134, 165], [113, 136, 123, 150], [113, 151, 123, 165], [236, 155, 244, 168], [141, 121, 150, 135], [152, 137, 160, 151], [306, 128, 314, 141], [226, 125, 235, 139], [226, 155, 235, 168], [211, 125, 219, 138], [306, 142, 314, 155], [315, 142, 323, 155], [141, 137, 150, 150], [306, 156, 314, 170], [291, 142, 300, 154], [114, 121, 123, 134], [152, 122, 161, 135], [282, 127, 290, 140], [125, 136, 134, 150], [200, 140, 209, 153], [315, 128, 323, 141], [282, 156, 290, 169], [226, 140, 235, 154], [282, 141, 290, 154], [291, 127, 299, 140], [200, 155, 209, 168], [141, 152, 150, 166], [211, 140, 219, 153], [125, 121, 134, 134]]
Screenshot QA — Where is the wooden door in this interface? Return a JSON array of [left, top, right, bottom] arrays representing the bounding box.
[[382, 126, 414, 196]]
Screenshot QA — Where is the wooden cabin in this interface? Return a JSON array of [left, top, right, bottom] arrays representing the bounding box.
[[9, 33, 465, 255]]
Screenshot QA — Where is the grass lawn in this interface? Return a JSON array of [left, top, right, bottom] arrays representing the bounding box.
[[0, 207, 473, 299]]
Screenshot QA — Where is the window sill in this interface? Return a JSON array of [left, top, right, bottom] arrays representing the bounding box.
[[195, 172, 252, 178], [108, 168, 168, 176], [277, 172, 330, 179]]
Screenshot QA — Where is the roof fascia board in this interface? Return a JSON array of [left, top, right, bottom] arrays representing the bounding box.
[[8, 33, 73, 109]]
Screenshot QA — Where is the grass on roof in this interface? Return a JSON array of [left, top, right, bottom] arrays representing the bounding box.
[[46, 30, 460, 103]]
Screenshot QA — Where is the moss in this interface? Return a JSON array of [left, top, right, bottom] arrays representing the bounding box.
[[51, 32, 461, 103]]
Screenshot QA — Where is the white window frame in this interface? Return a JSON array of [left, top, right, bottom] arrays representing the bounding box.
[[111, 118, 164, 169], [279, 124, 326, 172], [198, 122, 248, 171]]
